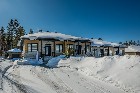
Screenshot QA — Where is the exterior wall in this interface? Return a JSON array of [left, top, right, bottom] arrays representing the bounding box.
[[91, 46, 125, 57], [23, 39, 39, 53], [40, 40, 54, 56], [22, 39, 91, 57], [74, 42, 91, 55], [125, 52, 136, 55]]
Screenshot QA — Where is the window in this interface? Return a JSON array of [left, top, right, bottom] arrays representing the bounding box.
[[86, 45, 90, 52], [67, 44, 74, 49], [27, 43, 38, 52], [56, 44, 63, 53]]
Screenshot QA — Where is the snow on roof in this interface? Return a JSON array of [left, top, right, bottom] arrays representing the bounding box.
[[21, 31, 89, 41], [125, 45, 140, 52], [90, 39, 120, 47], [8, 48, 21, 52]]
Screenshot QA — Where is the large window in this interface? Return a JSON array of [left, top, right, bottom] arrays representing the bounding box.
[[67, 44, 74, 49], [27, 43, 38, 52], [56, 44, 63, 53]]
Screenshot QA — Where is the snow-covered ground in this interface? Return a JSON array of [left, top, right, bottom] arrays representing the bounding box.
[[0, 55, 140, 93]]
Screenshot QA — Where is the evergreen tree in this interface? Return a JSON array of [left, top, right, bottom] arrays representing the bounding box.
[[29, 29, 33, 34], [98, 38, 103, 41], [119, 42, 122, 44], [125, 41, 128, 46], [0, 27, 7, 50], [7, 19, 21, 49], [137, 40, 140, 46], [133, 41, 136, 45], [14, 26, 25, 47]]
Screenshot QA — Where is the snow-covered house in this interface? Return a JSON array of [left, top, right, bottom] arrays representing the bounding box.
[[20, 31, 91, 57], [125, 45, 140, 56], [91, 39, 126, 57]]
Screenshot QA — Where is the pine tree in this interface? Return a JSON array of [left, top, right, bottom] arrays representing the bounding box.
[[133, 41, 136, 45], [98, 38, 103, 41], [14, 26, 25, 47], [29, 29, 33, 34], [119, 42, 122, 44], [0, 27, 7, 50], [7, 19, 21, 49], [137, 40, 140, 46]]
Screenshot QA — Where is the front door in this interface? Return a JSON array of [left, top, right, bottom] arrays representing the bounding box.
[[76, 45, 82, 55], [45, 46, 51, 56]]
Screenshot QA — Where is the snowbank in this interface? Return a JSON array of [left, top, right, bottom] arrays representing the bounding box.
[[46, 55, 65, 67], [13, 58, 43, 65], [56, 55, 140, 93], [8, 48, 21, 52]]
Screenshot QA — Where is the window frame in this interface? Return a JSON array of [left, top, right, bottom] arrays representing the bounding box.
[[27, 43, 38, 52], [67, 44, 74, 49], [55, 44, 63, 53]]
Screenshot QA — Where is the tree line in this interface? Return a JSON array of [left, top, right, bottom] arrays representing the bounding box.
[[0, 19, 25, 51], [119, 40, 140, 46]]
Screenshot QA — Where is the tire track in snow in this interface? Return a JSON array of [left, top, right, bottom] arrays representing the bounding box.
[[58, 67, 112, 93], [1, 65, 33, 93], [30, 66, 77, 93]]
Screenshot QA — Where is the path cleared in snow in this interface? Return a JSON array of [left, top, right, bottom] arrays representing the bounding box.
[[2, 65, 124, 93], [1, 55, 140, 93]]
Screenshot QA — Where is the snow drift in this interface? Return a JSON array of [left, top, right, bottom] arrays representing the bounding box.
[[51, 55, 140, 93]]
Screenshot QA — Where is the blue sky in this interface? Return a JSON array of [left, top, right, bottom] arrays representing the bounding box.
[[0, 0, 140, 42]]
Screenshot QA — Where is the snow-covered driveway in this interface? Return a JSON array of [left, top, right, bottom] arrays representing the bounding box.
[[1, 55, 140, 93], [1, 64, 124, 93]]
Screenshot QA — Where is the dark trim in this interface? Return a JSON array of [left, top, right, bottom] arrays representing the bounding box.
[[56, 44, 63, 53], [118, 47, 120, 55], [41, 40, 42, 57], [44, 45, 51, 56], [107, 47, 109, 56], [27, 43, 38, 52], [85, 42, 87, 54], [53, 41, 55, 57]]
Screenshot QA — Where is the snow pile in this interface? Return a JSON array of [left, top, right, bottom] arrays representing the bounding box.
[[46, 55, 65, 67], [8, 48, 21, 52], [56, 55, 140, 93], [125, 45, 140, 52], [13, 58, 43, 65]]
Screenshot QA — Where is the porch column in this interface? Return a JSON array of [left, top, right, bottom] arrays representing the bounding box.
[[85, 42, 87, 54], [90, 42, 91, 52], [118, 47, 120, 55], [94, 48, 96, 56], [41, 39, 42, 57], [78, 40, 80, 55], [107, 46, 109, 56], [64, 40, 67, 53]]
